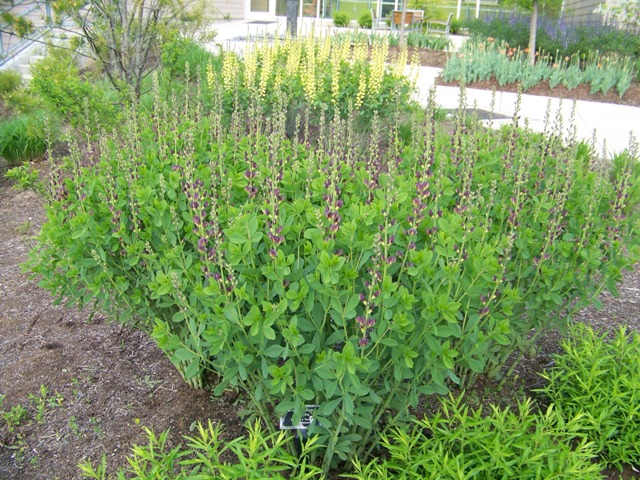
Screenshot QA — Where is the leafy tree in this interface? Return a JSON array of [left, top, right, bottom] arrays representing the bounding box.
[[1, 0, 213, 98], [505, 0, 562, 65]]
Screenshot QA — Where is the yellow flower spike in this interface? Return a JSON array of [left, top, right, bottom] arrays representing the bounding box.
[[221, 53, 238, 92], [369, 41, 386, 95], [355, 72, 366, 110], [207, 61, 216, 92], [274, 69, 284, 93], [244, 47, 258, 93], [353, 39, 366, 64], [301, 51, 317, 105], [331, 56, 341, 107], [258, 46, 274, 100], [395, 46, 408, 77], [337, 38, 349, 63], [285, 40, 301, 74], [319, 35, 331, 64]]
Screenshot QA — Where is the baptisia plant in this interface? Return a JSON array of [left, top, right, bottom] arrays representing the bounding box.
[[25, 38, 640, 472]]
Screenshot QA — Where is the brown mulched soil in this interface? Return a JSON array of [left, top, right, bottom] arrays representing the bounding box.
[[1, 52, 640, 479], [0, 180, 245, 479], [392, 46, 640, 107]]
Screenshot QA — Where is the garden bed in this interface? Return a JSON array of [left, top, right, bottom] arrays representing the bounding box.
[[0, 34, 640, 480], [385, 47, 640, 107], [1, 159, 640, 480]]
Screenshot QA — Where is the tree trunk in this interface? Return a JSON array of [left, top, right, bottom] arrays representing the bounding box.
[[528, 0, 538, 66], [286, 0, 298, 36], [398, 0, 408, 48]]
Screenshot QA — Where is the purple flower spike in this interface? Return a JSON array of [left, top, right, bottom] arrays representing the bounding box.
[[359, 338, 370, 348]]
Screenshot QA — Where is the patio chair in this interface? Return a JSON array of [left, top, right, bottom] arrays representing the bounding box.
[[371, 9, 390, 31], [426, 12, 453, 41]]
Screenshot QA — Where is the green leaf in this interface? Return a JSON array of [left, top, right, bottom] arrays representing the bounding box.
[[380, 338, 399, 347], [304, 228, 323, 241], [467, 357, 485, 373], [437, 324, 462, 338], [300, 389, 315, 401], [184, 360, 200, 379], [264, 345, 284, 358], [247, 214, 259, 237], [223, 306, 240, 324], [298, 343, 316, 355], [263, 326, 276, 341], [351, 414, 372, 429], [227, 232, 247, 245], [173, 348, 197, 362], [317, 397, 341, 416], [242, 305, 262, 326]]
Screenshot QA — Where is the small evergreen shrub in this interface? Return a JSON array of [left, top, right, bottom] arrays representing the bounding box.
[[538, 324, 640, 469], [333, 11, 350, 28], [358, 11, 373, 29]]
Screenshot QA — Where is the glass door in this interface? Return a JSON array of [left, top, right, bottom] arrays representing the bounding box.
[[246, 0, 276, 20]]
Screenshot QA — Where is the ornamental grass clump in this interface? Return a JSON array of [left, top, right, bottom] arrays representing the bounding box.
[[538, 323, 640, 469], [23, 45, 640, 471]]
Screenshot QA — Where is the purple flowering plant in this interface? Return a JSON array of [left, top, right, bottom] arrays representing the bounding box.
[[23, 73, 640, 473]]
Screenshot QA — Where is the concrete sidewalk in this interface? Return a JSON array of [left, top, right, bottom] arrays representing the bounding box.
[[209, 18, 639, 156], [412, 67, 640, 156]]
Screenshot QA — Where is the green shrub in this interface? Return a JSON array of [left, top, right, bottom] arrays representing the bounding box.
[[0, 70, 22, 96], [4, 89, 44, 114], [30, 47, 118, 130], [5, 163, 44, 196], [538, 324, 640, 469], [23, 41, 640, 473], [358, 11, 372, 29], [347, 395, 604, 479], [0, 112, 54, 166], [161, 37, 219, 80], [78, 420, 323, 479], [333, 11, 351, 28]]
